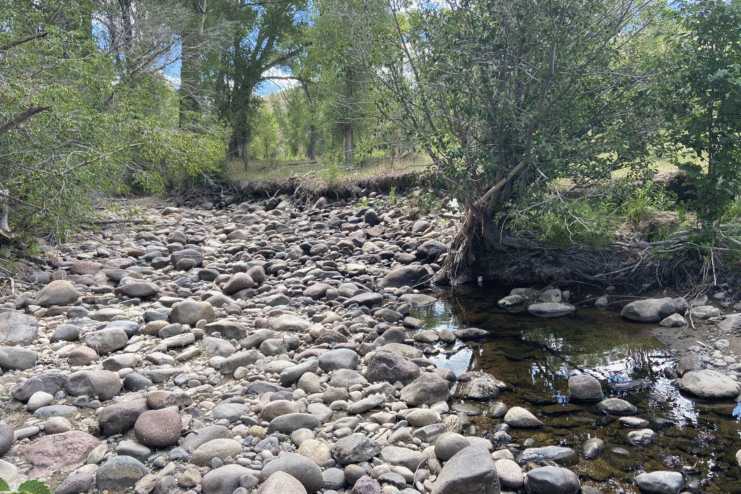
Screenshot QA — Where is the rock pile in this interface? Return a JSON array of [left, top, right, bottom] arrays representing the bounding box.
[[0, 192, 718, 494]]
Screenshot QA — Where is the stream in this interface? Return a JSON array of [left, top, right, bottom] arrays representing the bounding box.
[[410, 285, 741, 493]]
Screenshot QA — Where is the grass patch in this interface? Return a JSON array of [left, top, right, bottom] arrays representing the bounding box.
[[224, 152, 432, 186]]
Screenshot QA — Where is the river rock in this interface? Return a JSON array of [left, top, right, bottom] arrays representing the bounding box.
[[366, 351, 420, 385], [268, 413, 320, 434], [259, 453, 324, 493], [19, 430, 100, 477], [258, 472, 308, 494], [96, 455, 147, 491], [380, 446, 427, 471], [271, 315, 311, 332], [0, 347, 37, 370], [528, 302, 576, 318], [0, 312, 38, 345], [521, 446, 576, 462], [400, 373, 451, 406], [400, 293, 437, 307], [634, 471, 683, 494], [458, 371, 506, 400], [84, 328, 128, 354], [678, 369, 741, 399], [627, 428, 655, 446], [205, 321, 247, 340], [504, 406, 543, 427], [583, 437, 605, 460], [180, 425, 234, 453], [431, 445, 499, 494], [494, 458, 523, 489], [434, 433, 470, 461], [192, 438, 243, 466], [12, 373, 68, 402], [202, 465, 258, 494], [0, 422, 13, 457], [98, 398, 148, 435], [134, 408, 181, 448], [223, 273, 254, 294], [36, 280, 81, 307], [332, 433, 381, 464], [526, 466, 580, 494], [169, 300, 215, 325], [378, 265, 430, 288], [318, 348, 359, 371], [568, 374, 603, 401], [621, 297, 687, 322], [453, 327, 489, 340], [64, 370, 121, 400], [597, 398, 638, 415], [115, 281, 158, 298]]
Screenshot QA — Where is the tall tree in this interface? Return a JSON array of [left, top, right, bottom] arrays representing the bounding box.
[[660, 0, 741, 231], [371, 0, 656, 283], [212, 0, 308, 160]]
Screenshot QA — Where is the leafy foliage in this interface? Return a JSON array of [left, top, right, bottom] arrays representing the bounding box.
[[0, 478, 53, 494]]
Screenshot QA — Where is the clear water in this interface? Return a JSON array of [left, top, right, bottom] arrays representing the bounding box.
[[410, 285, 741, 493]]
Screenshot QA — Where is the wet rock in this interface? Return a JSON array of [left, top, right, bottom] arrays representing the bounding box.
[[458, 371, 505, 400], [431, 445, 499, 494], [634, 471, 683, 494], [378, 265, 430, 289], [679, 369, 741, 399], [583, 438, 605, 460], [400, 293, 437, 307], [498, 295, 526, 308], [96, 455, 148, 491], [621, 297, 687, 323], [416, 240, 447, 261], [521, 446, 576, 462], [660, 313, 686, 327], [526, 466, 580, 494], [504, 406, 543, 428], [568, 375, 603, 401], [597, 398, 638, 415], [528, 303, 576, 318], [453, 328, 489, 340], [627, 428, 655, 446]]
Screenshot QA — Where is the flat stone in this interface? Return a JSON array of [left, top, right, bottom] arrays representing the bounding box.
[[634, 471, 683, 494], [597, 398, 638, 415], [192, 438, 243, 466], [64, 370, 122, 401], [0, 347, 37, 370], [400, 373, 450, 406], [678, 369, 741, 399], [528, 303, 576, 318], [19, 430, 100, 477], [521, 446, 576, 462], [268, 413, 321, 434], [331, 433, 381, 464], [526, 466, 580, 494]]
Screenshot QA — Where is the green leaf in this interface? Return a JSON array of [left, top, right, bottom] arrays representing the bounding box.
[[0, 478, 9, 492], [17, 480, 53, 494]]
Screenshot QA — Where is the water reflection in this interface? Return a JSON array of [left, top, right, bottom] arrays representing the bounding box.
[[410, 285, 741, 493]]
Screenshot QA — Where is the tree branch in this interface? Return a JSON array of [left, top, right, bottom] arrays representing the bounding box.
[[0, 32, 48, 52], [0, 106, 52, 136]]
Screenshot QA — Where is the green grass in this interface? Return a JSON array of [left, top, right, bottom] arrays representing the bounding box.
[[224, 152, 432, 185]]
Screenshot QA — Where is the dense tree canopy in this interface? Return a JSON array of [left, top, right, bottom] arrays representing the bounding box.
[[2, 0, 741, 280]]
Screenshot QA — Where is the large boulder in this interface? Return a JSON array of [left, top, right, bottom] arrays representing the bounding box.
[[431, 445, 500, 494], [634, 471, 683, 494], [621, 297, 687, 322], [568, 375, 603, 401], [378, 265, 431, 289], [678, 370, 741, 399], [458, 371, 506, 400]]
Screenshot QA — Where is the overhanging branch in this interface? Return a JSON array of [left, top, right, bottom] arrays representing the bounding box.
[[0, 106, 52, 136]]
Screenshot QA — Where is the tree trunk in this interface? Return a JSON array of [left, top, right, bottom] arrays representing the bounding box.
[[179, 0, 207, 129], [118, 0, 133, 73], [344, 124, 354, 165], [344, 66, 354, 165], [309, 124, 317, 160]]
